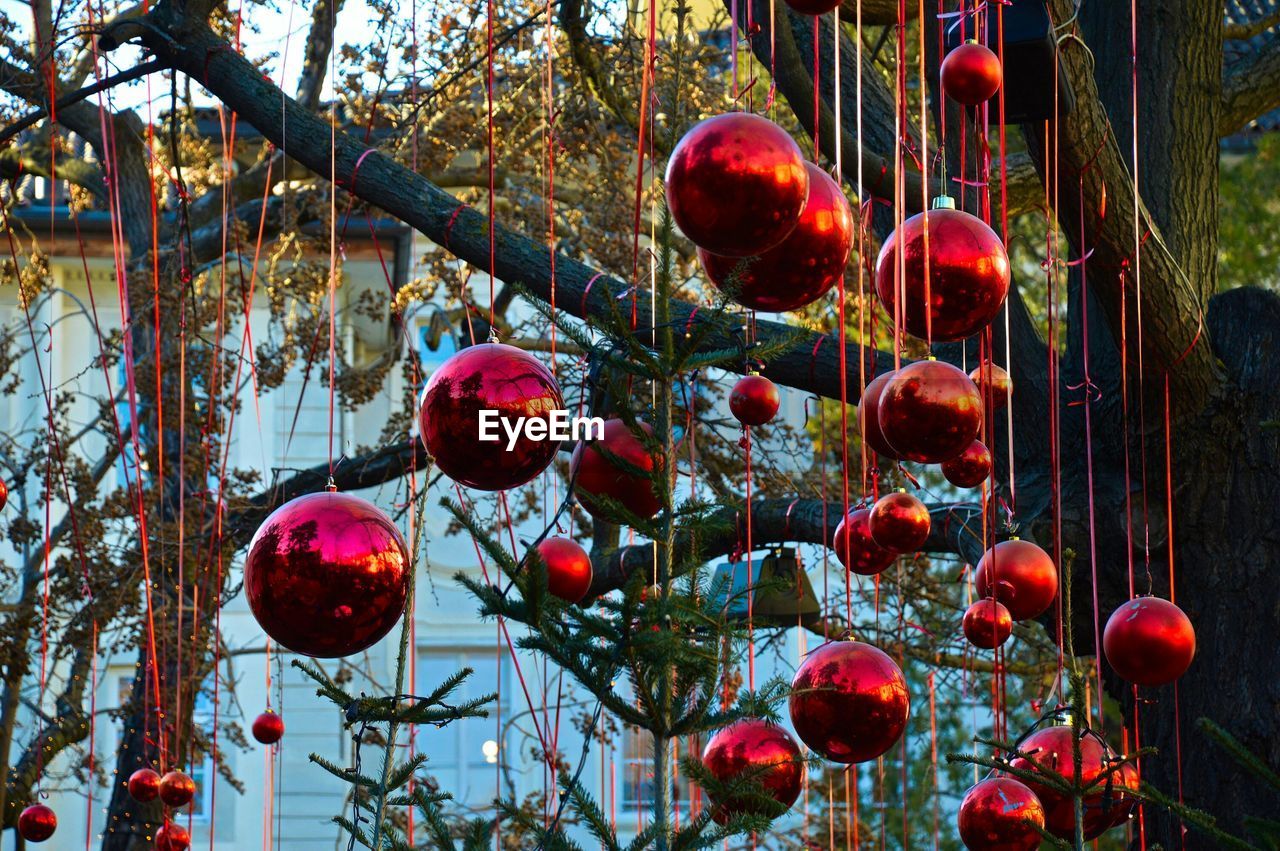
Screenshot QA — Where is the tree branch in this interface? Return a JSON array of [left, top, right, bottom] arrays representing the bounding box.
[[0, 59, 164, 147], [1220, 36, 1280, 136]]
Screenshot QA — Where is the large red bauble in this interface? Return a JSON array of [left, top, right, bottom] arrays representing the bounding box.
[[942, 440, 993, 488], [159, 770, 196, 807], [729, 374, 781, 426], [878, 359, 983, 463], [874, 206, 1010, 341], [570, 419, 662, 520], [868, 490, 931, 553], [18, 804, 56, 842], [155, 821, 192, 851], [957, 777, 1044, 851], [128, 767, 162, 802], [252, 710, 285, 745], [962, 599, 1013, 649], [245, 492, 409, 658], [857, 371, 903, 461], [665, 113, 809, 258], [941, 41, 1003, 106], [699, 163, 853, 311], [789, 640, 910, 764], [419, 343, 563, 491], [1102, 597, 1195, 686], [534, 537, 593, 604], [1009, 726, 1132, 839], [700, 719, 803, 822], [832, 508, 896, 576], [969, 362, 1012, 410], [975, 539, 1058, 622]]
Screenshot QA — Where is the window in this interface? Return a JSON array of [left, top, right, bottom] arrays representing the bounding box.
[[620, 725, 695, 814], [415, 648, 508, 809]]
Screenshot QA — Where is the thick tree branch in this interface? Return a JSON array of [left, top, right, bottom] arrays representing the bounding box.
[[1220, 38, 1280, 136]]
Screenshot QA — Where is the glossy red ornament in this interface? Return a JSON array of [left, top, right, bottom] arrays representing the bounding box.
[[534, 537, 593, 604], [957, 777, 1044, 851], [245, 491, 409, 658], [875, 204, 1010, 342], [729, 374, 781, 426], [789, 640, 910, 764], [700, 719, 803, 822], [975, 539, 1058, 622], [419, 343, 564, 491], [571, 418, 662, 520], [941, 41, 1003, 106], [128, 767, 162, 802], [969, 362, 1012, 410], [0, 477, 8, 511], [155, 821, 192, 851], [17, 804, 56, 842], [665, 113, 808, 258], [868, 490, 931, 552], [942, 440, 993, 488], [962, 599, 1013, 649], [878, 359, 983, 463], [699, 163, 853, 311], [252, 710, 285, 745], [1103, 597, 1196, 686], [1009, 726, 1133, 839], [159, 770, 196, 808], [832, 508, 896, 576], [857, 371, 903, 461]]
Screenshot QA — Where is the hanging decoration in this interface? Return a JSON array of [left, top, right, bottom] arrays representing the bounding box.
[[941, 440, 993, 488], [127, 768, 161, 802], [1102, 597, 1196, 686], [252, 710, 285, 745], [699, 719, 804, 822], [868, 489, 931, 553], [857, 371, 904, 460], [159, 770, 197, 808], [974, 538, 1058, 622], [832, 507, 897, 576], [1008, 725, 1138, 839], [878, 359, 984, 463], [940, 41, 1003, 106], [155, 821, 192, 851], [570, 418, 662, 520], [789, 640, 911, 763], [969, 362, 1012, 410], [0, 477, 8, 511], [962, 599, 1013, 649], [729, 373, 781, 426], [17, 804, 56, 843], [957, 777, 1045, 851], [533, 537, 594, 603]]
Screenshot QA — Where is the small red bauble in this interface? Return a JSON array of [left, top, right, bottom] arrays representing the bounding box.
[[128, 767, 162, 802], [245, 491, 409, 658], [700, 163, 853, 312], [962, 599, 1013, 649], [868, 490, 931, 553], [941, 41, 1003, 106], [957, 777, 1044, 851], [942, 440, 993, 488], [419, 343, 564, 491], [534, 537, 593, 604], [975, 539, 1058, 622], [789, 640, 910, 764], [875, 203, 1010, 342], [18, 804, 56, 842], [665, 113, 809, 258], [155, 821, 192, 851], [729, 374, 781, 426], [1102, 597, 1195, 686], [878, 359, 983, 463], [0, 477, 8, 511], [700, 719, 803, 822], [857, 371, 903, 461], [159, 770, 197, 808], [570, 419, 662, 520], [252, 710, 285, 745], [969, 362, 1012, 410], [832, 508, 896, 576], [1009, 726, 1132, 839]]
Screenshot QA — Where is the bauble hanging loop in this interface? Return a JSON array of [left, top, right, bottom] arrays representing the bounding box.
[[729, 373, 781, 426]]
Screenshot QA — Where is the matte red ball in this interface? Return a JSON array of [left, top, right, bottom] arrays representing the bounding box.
[[155, 821, 192, 851], [245, 492, 409, 658], [252, 710, 285, 745], [941, 41, 1003, 106], [570, 419, 662, 520], [17, 804, 56, 843], [534, 537, 593, 604], [789, 640, 910, 764], [962, 599, 1013, 649], [878, 359, 983, 463], [665, 112, 809, 258], [1103, 597, 1195, 686], [868, 490, 931, 552], [1009, 726, 1132, 839], [729, 374, 781, 426], [128, 767, 162, 802], [942, 440, 993, 489], [419, 343, 564, 491], [957, 777, 1044, 851], [875, 207, 1010, 341], [832, 508, 896, 576], [700, 719, 803, 823], [699, 163, 853, 311], [975, 539, 1058, 622], [857, 371, 903, 461], [969, 362, 1012, 410], [159, 770, 196, 808]]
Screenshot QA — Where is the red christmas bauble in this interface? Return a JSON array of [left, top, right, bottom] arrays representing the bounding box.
[[832, 508, 896, 576], [128, 767, 162, 802], [245, 491, 410, 658], [419, 343, 564, 491], [18, 804, 56, 842], [857, 371, 903, 461], [878, 359, 983, 463], [942, 440, 993, 489], [729, 374, 781, 426], [969, 362, 1012, 410], [155, 821, 192, 851], [665, 113, 809, 258], [1108, 760, 1141, 827], [975, 539, 1058, 622], [941, 41, 1003, 106], [0, 477, 8, 511], [962, 599, 1013, 649], [534, 537, 593, 604], [1102, 597, 1195, 686], [789, 640, 910, 764], [570, 419, 662, 520], [252, 710, 285, 745], [875, 206, 1010, 342], [1009, 726, 1132, 839], [159, 770, 196, 808], [868, 490, 931, 553], [957, 777, 1044, 851], [699, 163, 853, 311], [700, 719, 803, 823]]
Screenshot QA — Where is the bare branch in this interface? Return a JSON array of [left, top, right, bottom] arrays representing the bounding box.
[[1220, 37, 1280, 135], [295, 0, 346, 111]]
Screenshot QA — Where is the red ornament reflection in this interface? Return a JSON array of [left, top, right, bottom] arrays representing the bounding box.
[[700, 719, 803, 823], [1103, 597, 1195, 686], [868, 490, 931, 553], [941, 41, 1003, 106], [942, 440, 993, 489], [969, 361, 1012, 410], [252, 710, 285, 745], [962, 599, 1013, 649], [534, 537, 593, 604], [155, 821, 192, 851], [17, 804, 56, 842], [570, 419, 662, 520], [832, 508, 896, 576], [957, 777, 1044, 851], [1009, 726, 1134, 839], [878, 359, 983, 463], [729, 374, 781, 426], [974, 539, 1058, 622], [127, 767, 161, 802], [857, 371, 903, 461], [159, 770, 197, 808]]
